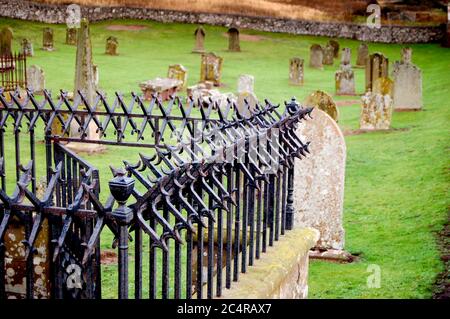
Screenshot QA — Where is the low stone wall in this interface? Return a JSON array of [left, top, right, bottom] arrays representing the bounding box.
[[0, 0, 446, 44], [216, 227, 319, 299]]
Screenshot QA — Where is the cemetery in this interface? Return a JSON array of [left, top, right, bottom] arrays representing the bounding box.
[[0, 0, 449, 301]]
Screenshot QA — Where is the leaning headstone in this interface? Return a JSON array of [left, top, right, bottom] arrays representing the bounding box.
[[335, 48, 356, 96], [289, 57, 304, 86], [237, 74, 254, 94], [303, 90, 339, 122], [67, 19, 105, 153], [392, 48, 423, 111], [0, 27, 13, 56], [200, 52, 223, 86], [192, 26, 206, 53], [21, 38, 34, 57], [328, 39, 340, 58], [66, 27, 77, 45], [309, 44, 323, 69], [227, 27, 240, 52], [356, 43, 369, 68], [26, 65, 45, 94], [42, 27, 54, 51], [294, 108, 346, 251], [322, 44, 335, 65], [360, 90, 393, 130], [105, 36, 118, 55], [168, 64, 188, 89], [365, 52, 389, 92]]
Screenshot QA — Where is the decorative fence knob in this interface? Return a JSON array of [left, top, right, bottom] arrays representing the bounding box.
[[285, 97, 301, 115], [109, 173, 135, 224]]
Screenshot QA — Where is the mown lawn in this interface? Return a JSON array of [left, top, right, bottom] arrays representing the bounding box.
[[0, 17, 448, 299]]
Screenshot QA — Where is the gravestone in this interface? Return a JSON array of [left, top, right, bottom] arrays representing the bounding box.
[[139, 77, 182, 101], [42, 28, 54, 51], [365, 52, 389, 92], [187, 83, 236, 111], [67, 19, 105, 154], [309, 44, 323, 69], [294, 108, 346, 251], [356, 43, 369, 68], [227, 27, 240, 52], [0, 27, 13, 56], [66, 27, 77, 45], [237, 74, 254, 94], [200, 52, 223, 86], [26, 65, 45, 94], [392, 48, 422, 111], [335, 48, 356, 96], [289, 57, 304, 86], [360, 90, 393, 130], [193, 26, 206, 53], [328, 39, 340, 58], [21, 38, 34, 57], [237, 74, 256, 117], [322, 44, 335, 65], [303, 90, 339, 122], [168, 64, 188, 89], [105, 36, 118, 55]]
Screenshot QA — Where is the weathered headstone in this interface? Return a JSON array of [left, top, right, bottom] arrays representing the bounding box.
[[42, 27, 54, 51], [66, 27, 77, 45], [365, 52, 389, 92], [356, 43, 369, 68], [309, 44, 323, 69], [328, 39, 340, 58], [0, 27, 13, 56], [289, 57, 304, 86], [168, 64, 188, 89], [360, 90, 393, 130], [392, 48, 422, 111], [26, 65, 45, 94], [304, 90, 339, 122], [139, 77, 182, 101], [192, 26, 206, 53], [227, 27, 240, 52], [335, 48, 356, 96], [187, 83, 236, 111], [322, 43, 335, 65], [21, 38, 34, 57], [237, 92, 258, 118], [200, 52, 223, 86], [294, 108, 346, 251], [237, 74, 254, 94], [105, 36, 118, 55]]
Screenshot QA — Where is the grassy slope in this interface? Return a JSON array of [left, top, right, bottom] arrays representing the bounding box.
[[0, 17, 448, 298]]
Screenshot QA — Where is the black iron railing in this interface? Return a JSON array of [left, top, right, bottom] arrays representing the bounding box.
[[0, 89, 312, 299]]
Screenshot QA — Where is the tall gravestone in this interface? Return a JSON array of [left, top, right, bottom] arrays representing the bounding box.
[[42, 28, 54, 51], [335, 48, 356, 96], [193, 26, 205, 53], [66, 27, 77, 45], [21, 38, 33, 57], [67, 19, 105, 153], [392, 48, 423, 111], [328, 39, 340, 58], [105, 36, 118, 55], [356, 43, 369, 68], [289, 57, 304, 86], [227, 27, 240, 52], [237, 74, 257, 117], [360, 91, 393, 130], [26, 65, 45, 94], [168, 64, 188, 89], [0, 27, 13, 56], [322, 43, 335, 65], [304, 90, 339, 122], [309, 44, 323, 69], [200, 52, 223, 86], [294, 108, 346, 252], [365, 52, 389, 92]]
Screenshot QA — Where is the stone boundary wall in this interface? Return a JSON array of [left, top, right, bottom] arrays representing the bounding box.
[[0, 0, 445, 43]]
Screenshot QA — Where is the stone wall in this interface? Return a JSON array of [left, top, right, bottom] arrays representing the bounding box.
[[0, 0, 445, 44]]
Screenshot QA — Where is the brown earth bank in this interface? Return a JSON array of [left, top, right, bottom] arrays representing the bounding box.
[[433, 218, 450, 299]]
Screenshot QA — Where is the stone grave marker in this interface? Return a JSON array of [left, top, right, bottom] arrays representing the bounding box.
[[328, 39, 340, 58], [303, 90, 339, 122], [356, 42, 369, 68], [323, 43, 335, 65], [0, 27, 13, 56], [392, 48, 422, 111], [66, 27, 77, 45], [139, 77, 182, 101], [289, 57, 304, 86], [335, 48, 356, 96], [294, 108, 346, 251], [365, 52, 389, 92], [105, 36, 118, 55], [26, 65, 45, 94], [200, 52, 223, 86], [237, 74, 256, 117], [21, 38, 34, 57], [237, 74, 254, 94], [227, 27, 240, 52], [309, 44, 323, 69], [168, 64, 188, 89], [193, 26, 206, 53], [360, 89, 393, 130], [42, 27, 54, 51]]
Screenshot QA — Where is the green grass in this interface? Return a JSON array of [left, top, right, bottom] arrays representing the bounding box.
[[0, 17, 449, 299]]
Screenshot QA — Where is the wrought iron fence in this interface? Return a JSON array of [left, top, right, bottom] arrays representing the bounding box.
[[0, 88, 312, 299], [0, 53, 27, 92]]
